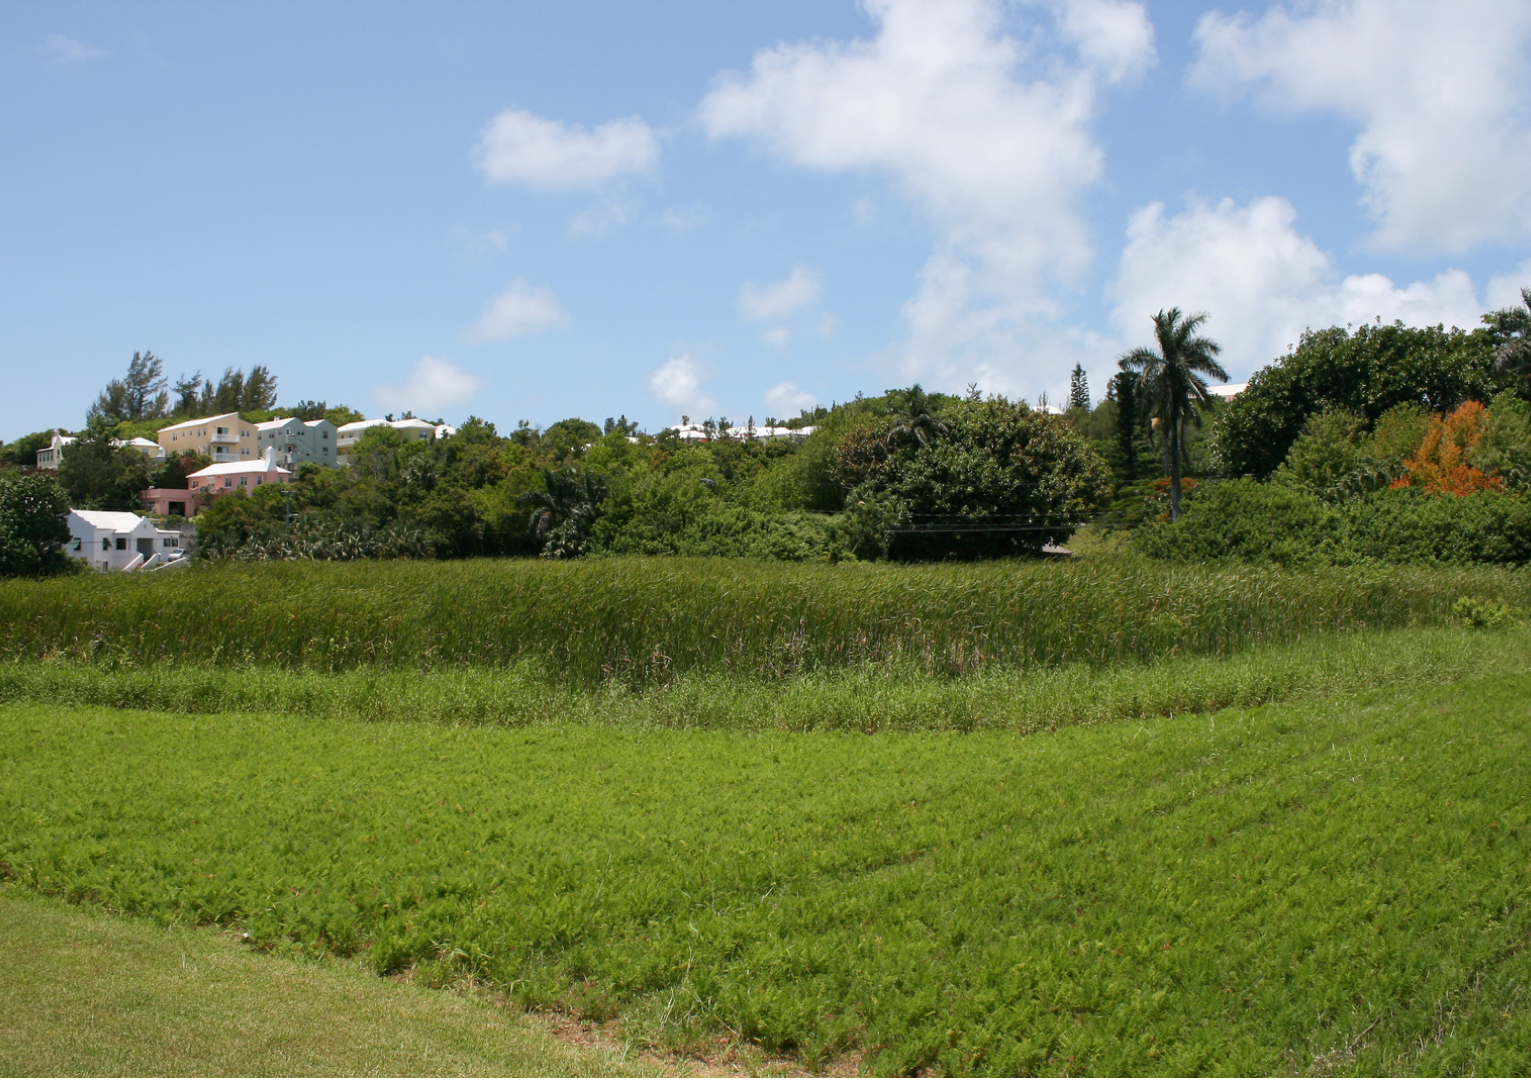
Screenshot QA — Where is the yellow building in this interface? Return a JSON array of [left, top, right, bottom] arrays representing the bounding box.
[[155, 412, 258, 464]]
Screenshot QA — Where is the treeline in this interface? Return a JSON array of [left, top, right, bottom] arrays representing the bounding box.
[[197, 391, 1108, 563]]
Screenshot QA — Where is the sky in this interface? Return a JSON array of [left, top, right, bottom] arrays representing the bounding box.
[[5, 0, 1531, 441]]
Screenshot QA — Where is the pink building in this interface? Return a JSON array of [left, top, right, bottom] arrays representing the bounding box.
[[140, 487, 204, 518], [186, 448, 292, 503]]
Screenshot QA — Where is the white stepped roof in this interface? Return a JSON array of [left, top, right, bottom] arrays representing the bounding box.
[[71, 510, 147, 532]]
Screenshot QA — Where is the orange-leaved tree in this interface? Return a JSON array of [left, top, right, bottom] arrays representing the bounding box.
[[1393, 400, 1502, 495]]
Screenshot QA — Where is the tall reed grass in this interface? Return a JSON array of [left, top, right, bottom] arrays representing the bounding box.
[[3, 556, 1528, 684], [0, 624, 1523, 732]]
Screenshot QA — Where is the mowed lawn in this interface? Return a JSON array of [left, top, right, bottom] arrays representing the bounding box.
[[2, 674, 1530, 1075], [0, 889, 630, 1077]]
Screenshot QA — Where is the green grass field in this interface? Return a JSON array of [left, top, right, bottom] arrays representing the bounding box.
[[0, 888, 627, 1077], [4, 662, 1530, 1074]]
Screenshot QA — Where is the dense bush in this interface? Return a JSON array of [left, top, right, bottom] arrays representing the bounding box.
[[1136, 480, 1531, 566], [1213, 323, 1502, 477], [0, 474, 75, 578], [199, 516, 437, 561], [838, 396, 1111, 560], [1132, 480, 1341, 565]]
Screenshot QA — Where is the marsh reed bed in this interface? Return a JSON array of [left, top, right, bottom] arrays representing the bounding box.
[[1, 556, 1527, 685]]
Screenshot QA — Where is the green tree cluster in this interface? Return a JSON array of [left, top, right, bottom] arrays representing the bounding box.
[[0, 473, 73, 577]]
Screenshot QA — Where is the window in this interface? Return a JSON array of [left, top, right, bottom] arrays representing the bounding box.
[[102, 537, 110, 551], [163, 537, 177, 547], [255, 476, 262, 485], [239, 476, 247, 486], [216, 426, 228, 435], [115, 538, 127, 550], [224, 478, 232, 488], [322, 431, 329, 438], [71, 538, 81, 551]]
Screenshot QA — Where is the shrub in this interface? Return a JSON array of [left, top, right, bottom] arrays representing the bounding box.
[[0, 474, 75, 578], [1132, 479, 1342, 565], [1344, 488, 1531, 565]]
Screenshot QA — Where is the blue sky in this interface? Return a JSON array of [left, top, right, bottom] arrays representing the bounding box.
[[5, 0, 1531, 440]]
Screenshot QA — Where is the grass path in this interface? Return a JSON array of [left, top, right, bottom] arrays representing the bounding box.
[[0, 888, 631, 1077]]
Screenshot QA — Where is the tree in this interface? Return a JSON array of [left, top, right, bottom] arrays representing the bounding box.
[[838, 396, 1111, 560], [1213, 321, 1500, 478], [0, 473, 73, 577], [1119, 308, 1229, 521], [883, 384, 949, 448], [1107, 371, 1141, 480], [1485, 287, 1531, 389], [520, 466, 606, 558], [0, 430, 57, 470], [57, 416, 150, 510], [1068, 365, 1091, 411], [89, 351, 168, 423]]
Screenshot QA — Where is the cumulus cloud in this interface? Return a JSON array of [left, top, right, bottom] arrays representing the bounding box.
[[474, 108, 658, 189], [700, 0, 1154, 386], [765, 380, 817, 415], [1189, 0, 1531, 253], [468, 280, 568, 342], [374, 356, 483, 415], [40, 33, 105, 62], [649, 354, 718, 417], [738, 265, 822, 321], [1111, 196, 1486, 375], [1487, 259, 1531, 310]]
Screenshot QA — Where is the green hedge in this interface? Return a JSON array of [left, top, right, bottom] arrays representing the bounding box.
[[1135, 480, 1531, 566]]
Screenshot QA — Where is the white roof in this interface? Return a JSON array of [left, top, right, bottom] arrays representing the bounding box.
[[255, 417, 294, 431], [336, 418, 388, 435], [122, 437, 161, 449], [1207, 383, 1248, 400], [158, 412, 242, 434], [188, 459, 291, 479], [337, 417, 440, 435], [71, 509, 147, 532]]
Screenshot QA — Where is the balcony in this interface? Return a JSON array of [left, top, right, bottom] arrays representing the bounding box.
[[211, 452, 240, 463], [210, 433, 239, 444]]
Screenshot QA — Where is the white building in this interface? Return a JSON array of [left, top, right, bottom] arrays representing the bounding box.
[[667, 421, 815, 443], [335, 418, 456, 465], [35, 433, 165, 470], [66, 510, 186, 572], [255, 416, 338, 468], [1207, 383, 1248, 401]]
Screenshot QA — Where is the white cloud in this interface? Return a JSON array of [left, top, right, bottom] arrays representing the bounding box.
[[374, 356, 483, 415], [40, 33, 106, 62], [474, 108, 658, 189], [1054, 0, 1156, 84], [1190, 0, 1531, 253], [738, 265, 822, 321], [763, 327, 792, 348], [700, 0, 1154, 387], [649, 354, 718, 417], [1111, 195, 1486, 376], [1487, 259, 1531, 311], [468, 280, 568, 342], [765, 380, 817, 416], [659, 206, 708, 233], [569, 198, 633, 239]]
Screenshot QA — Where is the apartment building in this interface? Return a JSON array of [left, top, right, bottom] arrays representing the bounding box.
[[255, 416, 338, 467], [335, 418, 456, 465], [156, 413, 257, 463], [35, 432, 164, 469]]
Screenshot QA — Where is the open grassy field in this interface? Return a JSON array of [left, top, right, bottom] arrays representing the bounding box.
[[2, 555, 1529, 683], [4, 662, 1530, 1075], [0, 888, 626, 1077]]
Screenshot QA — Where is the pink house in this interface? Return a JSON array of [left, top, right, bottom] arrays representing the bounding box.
[[186, 448, 292, 503], [141, 487, 204, 518]]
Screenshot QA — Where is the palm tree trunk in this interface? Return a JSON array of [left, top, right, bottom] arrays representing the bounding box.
[[1169, 417, 1182, 521]]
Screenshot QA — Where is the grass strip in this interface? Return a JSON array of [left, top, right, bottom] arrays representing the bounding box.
[[3, 672, 1530, 1074], [2, 555, 1528, 683], [0, 623, 1526, 732], [0, 887, 631, 1077]]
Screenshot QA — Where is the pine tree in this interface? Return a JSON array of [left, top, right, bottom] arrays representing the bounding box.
[[1068, 364, 1091, 411]]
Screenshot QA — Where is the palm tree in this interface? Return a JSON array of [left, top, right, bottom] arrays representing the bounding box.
[[1119, 308, 1228, 521], [1486, 287, 1531, 387], [520, 466, 606, 558], [884, 384, 948, 448]]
